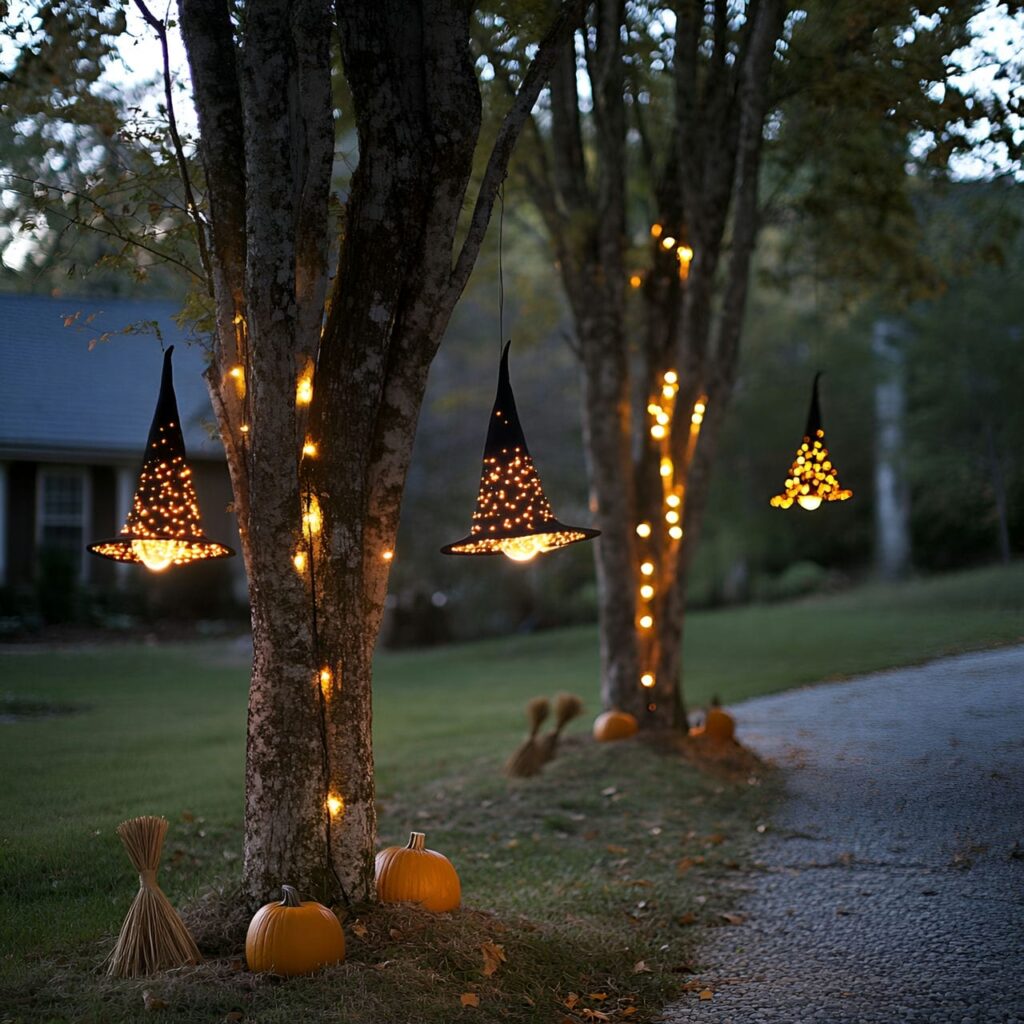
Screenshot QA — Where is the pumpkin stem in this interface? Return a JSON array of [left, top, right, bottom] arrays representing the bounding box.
[[406, 832, 426, 851], [279, 885, 302, 907]]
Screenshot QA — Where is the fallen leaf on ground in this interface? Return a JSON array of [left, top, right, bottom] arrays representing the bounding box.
[[142, 991, 168, 1012], [588, 991, 608, 1001], [606, 844, 628, 855], [581, 1010, 611, 1021], [622, 1007, 639, 1017], [677, 912, 697, 926], [633, 960, 652, 974], [706, 833, 726, 846], [720, 912, 746, 925], [460, 992, 480, 1008], [680, 979, 704, 991], [481, 940, 506, 976], [564, 993, 581, 1009], [350, 920, 368, 939], [699, 988, 714, 1001], [389, 927, 404, 941]]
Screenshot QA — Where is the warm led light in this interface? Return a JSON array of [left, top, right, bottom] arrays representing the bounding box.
[[641, 672, 655, 688], [639, 614, 653, 629], [666, 493, 681, 508], [629, 274, 642, 288], [641, 561, 654, 576], [669, 525, 683, 540], [647, 403, 662, 416], [636, 522, 652, 538], [327, 794, 344, 817], [691, 411, 704, 425], [694, 401, 706, 414], [640, 584, 654, 600], [661, 236, 676, 250], [664, 370, 678, 385], [302, 440, 317, 457], [499, 536, 543, 562], [650, 223, 663, 238], [677, 244, 694, 261], [240, 423, 250, 433], [651, 424, 667, 440], [131, 538, 184, 572], [293, 551, 307, 572], [656, 411, 669, 425], [296, 374, 313, 406], [662, 384, 675, 399], [302, 496, 322, 537], [319, 667, 332, 696], [797, 495, 823, 511], [383, 549, 394, 562], [660, 458, 673, 478], [229, 365, 244, 380], [665, 509, 680, 524]]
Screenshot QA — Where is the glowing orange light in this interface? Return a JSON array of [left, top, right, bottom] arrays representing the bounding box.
[[641, 561, 654, 576], [641, 673, 655, 688], [302, 496, 322, 538], [319, 667, 332, 697], [229, 365, 244, 380], [651, 424, 667, 440], [660, 458, 673, 478], [640, 584, 654, 600], [382, 549, 395, 562], [661, 236, 676, 250], [629, 274, 643, 289], [293, 550, 307, 572], [650, 224, 663, 239], [636, 522, 652, 538], [327, 794, 344, 817], [666, 493, 681, 508], [296, 374, 313, 406], [302, 440, 318, 457], [664, 370, 678, 386], [665, 509, 680, 525], [669, 525, 683, 540], [639, 614, 653, 629]]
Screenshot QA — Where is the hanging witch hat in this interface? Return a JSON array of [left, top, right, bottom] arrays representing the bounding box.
[[88, 346, 234, 570], [770, 372, 853, 511], [442, 342, 599, 560]]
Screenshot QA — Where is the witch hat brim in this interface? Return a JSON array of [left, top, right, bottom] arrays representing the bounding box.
[[88, 346, 235, 566], [441, 342, 599, 556]]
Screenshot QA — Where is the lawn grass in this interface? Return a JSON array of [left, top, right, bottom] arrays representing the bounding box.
[[0, 563, 1021, 1022]]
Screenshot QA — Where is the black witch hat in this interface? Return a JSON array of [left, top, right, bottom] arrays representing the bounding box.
[[770, 372, 853, 511], [442, 342, 599, 559], [88, 347, 235, 570]]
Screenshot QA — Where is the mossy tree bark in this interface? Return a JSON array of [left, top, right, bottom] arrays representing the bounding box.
[[178, 0, 586, 905]]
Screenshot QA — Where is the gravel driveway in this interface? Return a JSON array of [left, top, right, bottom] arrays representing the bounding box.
[[664, 646, 1024, 1024]]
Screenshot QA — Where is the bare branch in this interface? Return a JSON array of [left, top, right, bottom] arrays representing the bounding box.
[[132, 0, 212, 290], [450, 0, 590, 300]]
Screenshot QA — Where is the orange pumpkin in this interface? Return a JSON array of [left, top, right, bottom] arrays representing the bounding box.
[[593, 710, 639, 741], [245, 885, 345, 976], [705, 700, 736, 744], [375, 832, 461, 912]]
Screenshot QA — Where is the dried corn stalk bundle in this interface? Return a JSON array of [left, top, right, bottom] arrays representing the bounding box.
[[107, 815, 201, 977]]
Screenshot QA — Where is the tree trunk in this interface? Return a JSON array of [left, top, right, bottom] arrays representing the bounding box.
[[179, 0, 586, 905]]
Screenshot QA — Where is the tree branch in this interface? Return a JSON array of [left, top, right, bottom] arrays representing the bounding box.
[[132, 0, 212, 291], [449, 0, 589, 300]]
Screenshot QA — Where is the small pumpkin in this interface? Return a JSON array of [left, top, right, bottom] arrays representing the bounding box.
[[704, 698, 736, 744], [375, 832, 461, 912], [593, 709, 639, 741], [245, 885, 345, 976]]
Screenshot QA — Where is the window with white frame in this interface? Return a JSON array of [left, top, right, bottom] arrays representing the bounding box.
[[37, 468, 89, 569]]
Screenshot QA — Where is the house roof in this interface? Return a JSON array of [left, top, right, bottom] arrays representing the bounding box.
[[0, 295, 224, 461]]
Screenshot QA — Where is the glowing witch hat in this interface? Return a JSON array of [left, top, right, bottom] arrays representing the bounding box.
[[770, 372, 853, 511], [442, 342, 599, 561], [88, 346, 234, 570]]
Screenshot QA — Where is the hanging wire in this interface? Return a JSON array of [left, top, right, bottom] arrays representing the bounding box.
[[498, 179, 506, 360]]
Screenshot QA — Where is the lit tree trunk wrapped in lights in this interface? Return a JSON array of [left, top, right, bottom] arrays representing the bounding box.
[[170, 0, 586, 904], [488, 0, 785, 729]]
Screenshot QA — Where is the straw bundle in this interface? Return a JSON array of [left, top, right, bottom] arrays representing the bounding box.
[[504, 697, 550, 777], [107, 815, 201, 977], [537, 693, 584, 764]]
